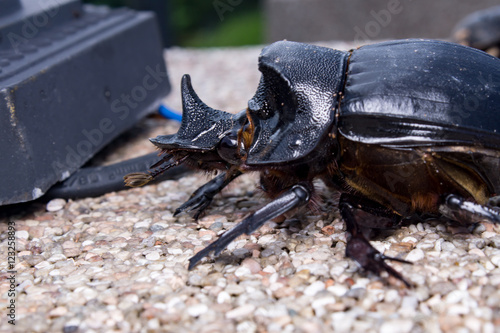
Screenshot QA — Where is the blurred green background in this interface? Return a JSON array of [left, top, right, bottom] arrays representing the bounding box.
[[83, 0, 263, 47]]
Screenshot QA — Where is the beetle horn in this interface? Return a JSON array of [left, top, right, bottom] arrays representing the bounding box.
[[149, 75, 244, 150], [180, 74, 220, 126]]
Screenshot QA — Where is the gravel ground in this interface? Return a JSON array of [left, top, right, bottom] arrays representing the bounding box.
[[1, 42, 500, 333]]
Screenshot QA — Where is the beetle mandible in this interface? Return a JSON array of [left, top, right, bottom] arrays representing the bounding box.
[[125, 39, 500, 286]]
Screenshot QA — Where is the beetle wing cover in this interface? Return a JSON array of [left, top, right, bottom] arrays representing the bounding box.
[[246, 41, 349, 165], [340, 39, 500, 149]]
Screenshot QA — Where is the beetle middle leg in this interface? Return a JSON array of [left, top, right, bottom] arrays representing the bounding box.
[[339, 193, 412, 287]]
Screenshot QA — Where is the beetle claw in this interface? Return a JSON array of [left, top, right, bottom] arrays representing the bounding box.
[[175, 171, 242, 220], [346, 235, 413, 288], [340, 195, 413, 287], [174, 197, 211, 220]]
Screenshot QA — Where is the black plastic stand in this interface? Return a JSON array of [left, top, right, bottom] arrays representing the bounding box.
[[0, 0, 170, 205]]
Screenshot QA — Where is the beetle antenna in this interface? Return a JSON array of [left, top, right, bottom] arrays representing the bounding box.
[[124, 155, 188, 187]]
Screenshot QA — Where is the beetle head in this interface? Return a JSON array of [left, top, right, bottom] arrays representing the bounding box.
[[152, 75, 244, 151], [125, 41, 349, 187], [152, 75, 247, 168], [125, 75, 248, 187]]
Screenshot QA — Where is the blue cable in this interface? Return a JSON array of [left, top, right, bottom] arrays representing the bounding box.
[[159, 104, 182, 122]]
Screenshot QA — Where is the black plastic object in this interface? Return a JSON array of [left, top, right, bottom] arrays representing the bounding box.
[[45, 152, 190, 200], [0, 0, 170, 205]]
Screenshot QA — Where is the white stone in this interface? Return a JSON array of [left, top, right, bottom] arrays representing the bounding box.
[[46, 198, 66, 212], [311, 297, 335, 317], [235, 266, 252, 278], [380, 319, 413, 333], [226, 304, 256, 319], [167, 248, 183, 255], [263, 265, 276, 274], [236, 321, 257, 333], [49, 306, 68, 317], [217, 291, 231, 304], [257, 234, 277, 244], [16, 230, 29, 240], [405, 249, 425, 262], [490, 255, 500, 267], [82, 240, 94, 247], [34, 261, 52, 269], [134, 220, 151, 229], [47, 253, 67, 263], [187, 303, 208, 317], [297, 263, 329, 276], [304, 281, 325, 296], [145, 251, 161, 261], [327, 284, 347, 297]]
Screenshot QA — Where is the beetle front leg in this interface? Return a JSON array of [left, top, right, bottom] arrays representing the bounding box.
[[339, 194, 412, 287], [188, 183, 311, 270], [175, 170, 243, 220]]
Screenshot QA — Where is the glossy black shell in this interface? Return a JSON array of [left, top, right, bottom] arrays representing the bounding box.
[[340, 39, 500, 149]]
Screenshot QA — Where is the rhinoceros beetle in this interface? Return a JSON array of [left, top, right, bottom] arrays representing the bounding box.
[[125, 39, 500, 286], [452, 5, 500, 57]]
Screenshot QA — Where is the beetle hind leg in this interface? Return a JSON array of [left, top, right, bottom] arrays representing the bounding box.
[[488, 195, 500, 207], [439, 194, 500, 224], [339, 194, 412, 287]]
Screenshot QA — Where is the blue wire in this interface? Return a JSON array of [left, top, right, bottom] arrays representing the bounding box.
[[159, 104, 182, 122]]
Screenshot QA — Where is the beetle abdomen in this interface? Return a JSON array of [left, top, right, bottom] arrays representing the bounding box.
[[339, 39, 500, 149]]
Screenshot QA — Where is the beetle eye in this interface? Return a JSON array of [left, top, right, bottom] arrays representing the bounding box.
[[217, 132, 244, 163]]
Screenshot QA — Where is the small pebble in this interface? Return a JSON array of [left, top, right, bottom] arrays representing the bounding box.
[[49, 306, 68, 317], [217, 291, 231, 304], [304, 281, 325, 297], [134, 220, 151, 229], [241, 258, 261, 274], [187, 303, 208, 317], [380, 319, 413, 333], [405, 249, 425, 262], [145, 251, 161, 261], [46, 198, 66, 212], [16, 230, 29, 240], [226, 304, 256, 319]]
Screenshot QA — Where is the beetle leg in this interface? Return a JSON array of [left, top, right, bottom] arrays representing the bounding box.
[[175, 170, 243, 220], [339, 194, 412, 287], [188, 183, 311, 270], [489, 196, 500, 207], [439, 194, 500, 224]]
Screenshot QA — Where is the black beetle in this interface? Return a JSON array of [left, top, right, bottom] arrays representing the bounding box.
[[452, 5, 500, 57], [125, 39, 500, 286]]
